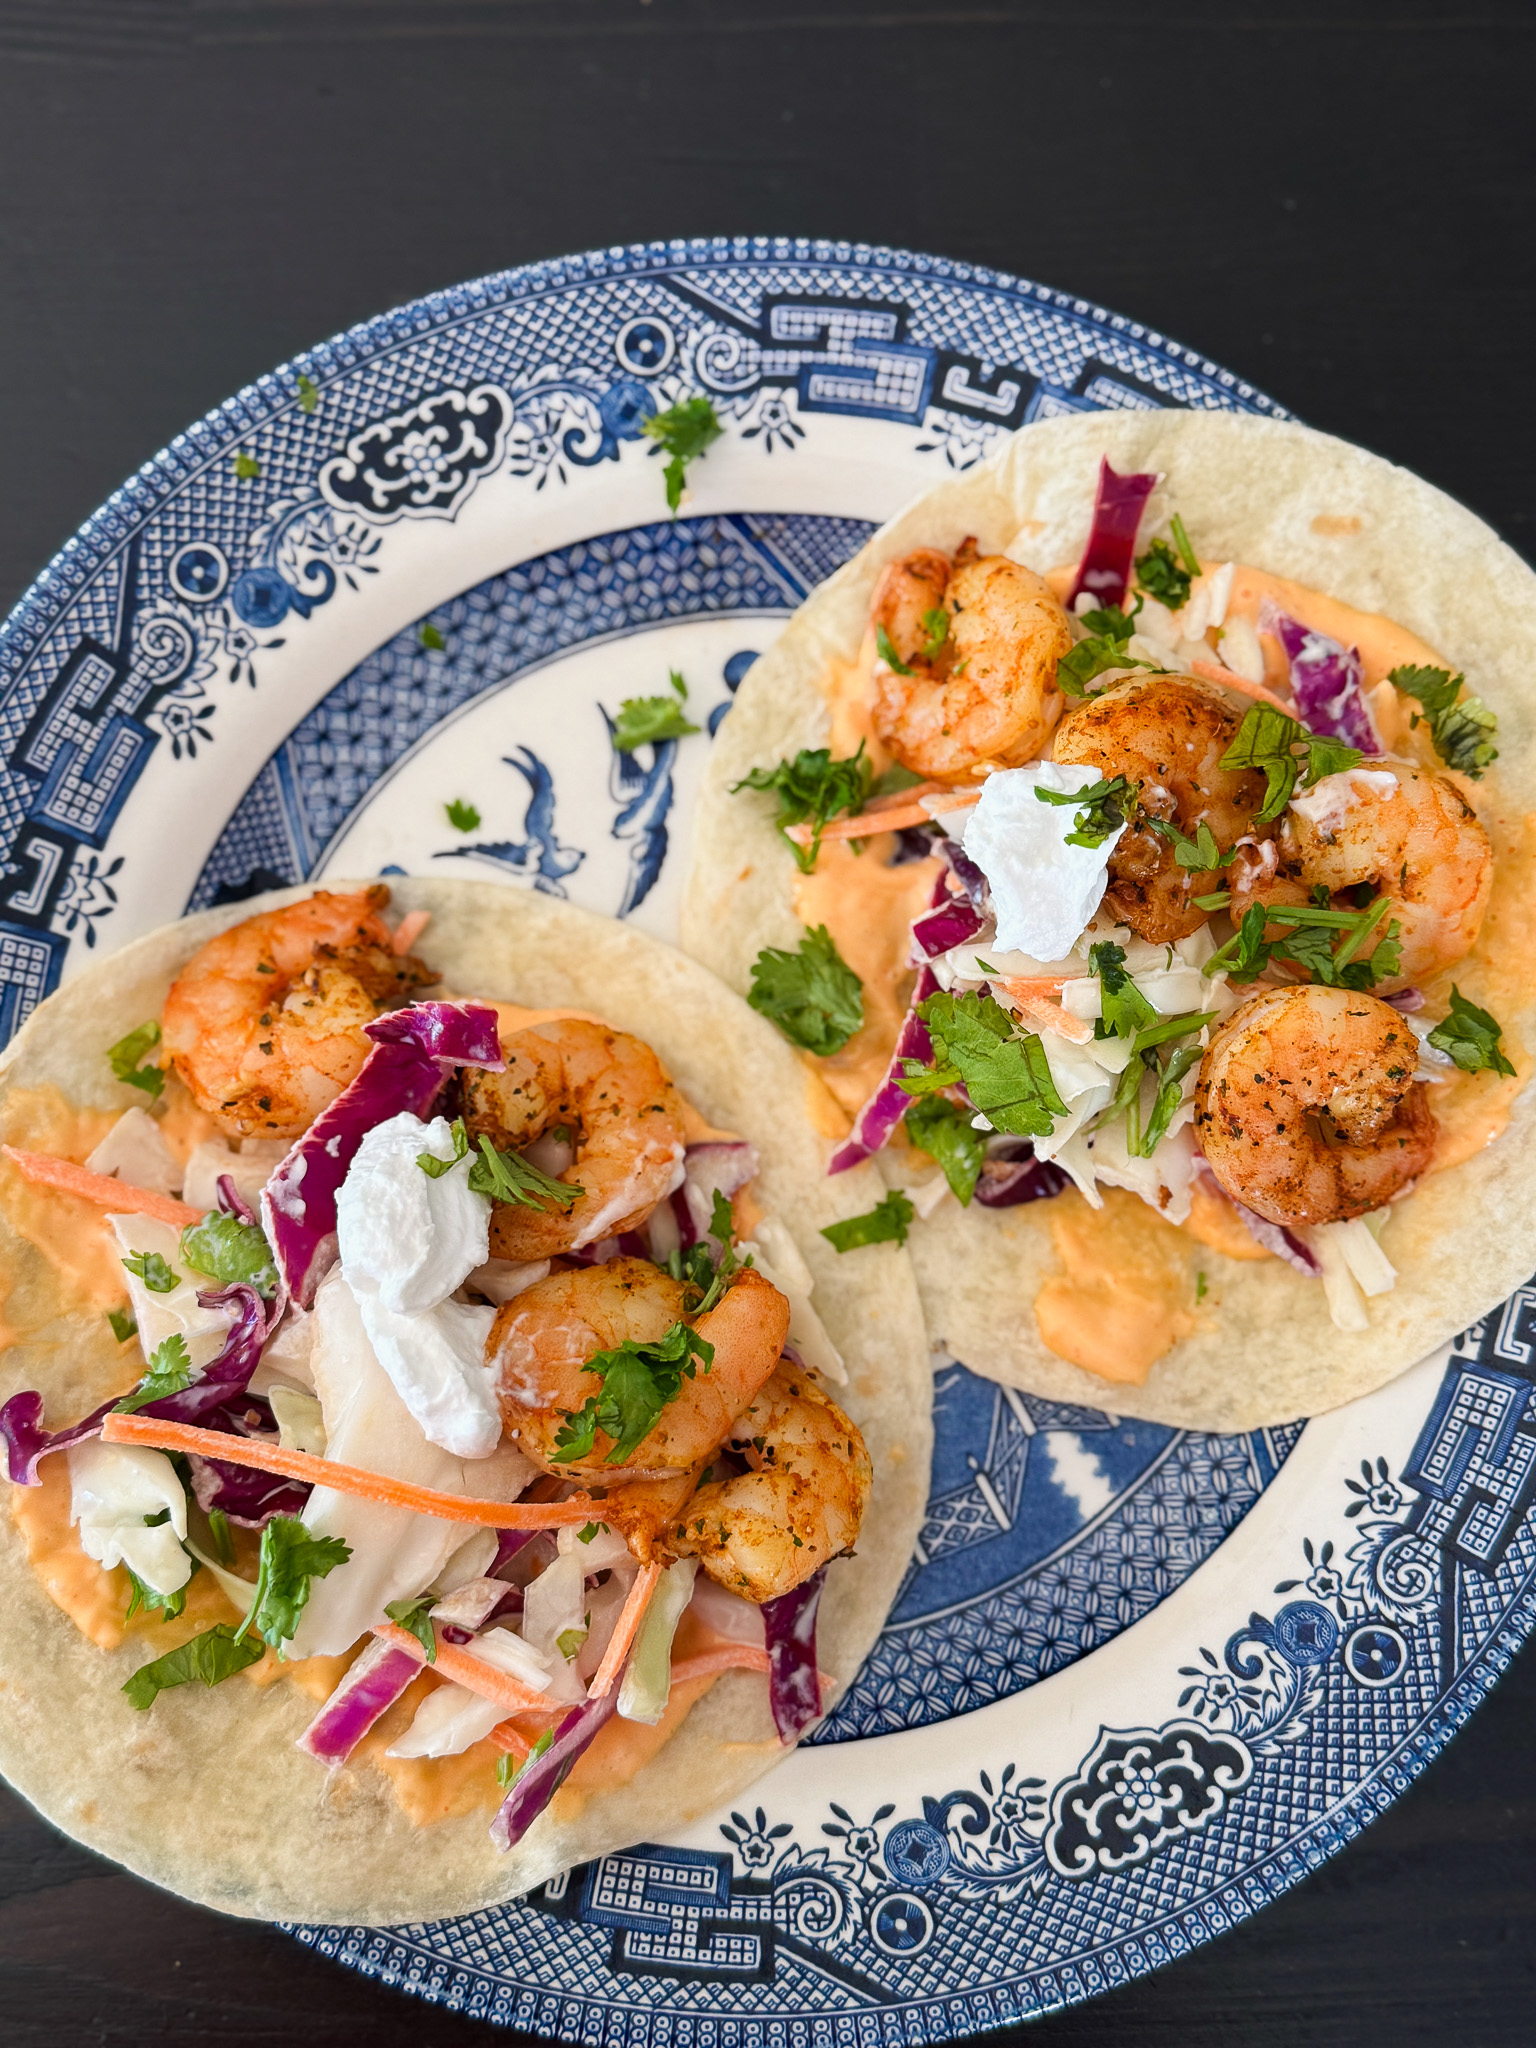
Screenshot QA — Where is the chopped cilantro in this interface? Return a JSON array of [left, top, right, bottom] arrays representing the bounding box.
[[902, 1094, 985, 1205], [556, 1626, 588, 1661], [553, 1321, 715, 1465], [1390, 664, 1499, 777], [1427, 987, 1516, 1076], [731, 742, 872, 872], [498, 1726, 554, 1788], [1196, 1269, 1208, 1302], [180, 1209, 277, 1297], [420, 621, 447, 651], [122, 1623, 264, 1709], [1219, 704, 1363, 823], [232, 450, 261, 480], [125, 1557, 197, 1624], [107, 1019, 164, 1099], [469, 1132, 582, 1212], [746, 925, 864, 1057], [295, 373, 319, 414], [1136, 1041, 1203, 1158], [920, 606, 950, 658], [1034, 775, 1137, 848], [106, 1306, 138, 1344], [1304, 733, 1366, 784], [115, 1333, 193, 1415], [577, 1522, 606, 1544], [906, 991, 1068, 1139], [1135, 537, 1193, 611], [235, 1516, 351, 1654], [1090, 941, 1157, 1039], [641, 395, 722, 512], [874, 624, 913, 676], [417, 1116, 469, 1178], [444, 796, 480, 831], [1203, 895, 1401, 990], [820, 1190, 916, 1253], [611, 670, 700, 752], [1170, 514, 1201, 577], [123, 1250, 178, 1295], [1144, 816, 1235, 877], [207, 1508, 234, 1567], [385, 1593, 438, 1664], [1057, 598, 1156, 698], [869, 762, 926, 800]]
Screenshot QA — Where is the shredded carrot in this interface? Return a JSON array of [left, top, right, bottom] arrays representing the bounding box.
[[488, 1718, 541, 1760], [992, 976, 1093, 1046], [590, 1560, 662, 1698], [99, 1413, 599, 1528], [667, 1644, 770, 1683], [866, 779, 946, 812], [1190, 659, 1296, 715], [2, 1147, 201, 1228], [371, 1623, 561, 1718], [391, 909, 431, 955], [785, 784, 982, 848]]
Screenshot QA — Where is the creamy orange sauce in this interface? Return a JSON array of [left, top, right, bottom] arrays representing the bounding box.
[[156, 1080, 221, 1164], [1222, 566, 1450, 695], [1034, 1187, 1199, 1384], [1180, 1181, 1271, 1262], [792, 838, 942, 1114], [0, 1087, 126, 1309], [820, 634, 896, 770]]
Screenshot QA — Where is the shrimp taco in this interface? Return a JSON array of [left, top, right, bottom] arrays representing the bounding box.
[[683, 410, 1536, 1432], [0, 877, 929, 1923]]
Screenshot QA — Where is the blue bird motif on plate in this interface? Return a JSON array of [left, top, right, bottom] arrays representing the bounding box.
[[433, 745, 584, 897]]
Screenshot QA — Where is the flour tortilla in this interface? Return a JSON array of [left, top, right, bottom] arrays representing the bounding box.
[[0, 876, 931, 1924], [681, 410, 1536, 1432]]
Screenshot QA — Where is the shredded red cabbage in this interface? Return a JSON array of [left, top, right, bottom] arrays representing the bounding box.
[[974, 1140, 1071, 1209], [1386, 986, 1425, 1013], [828, 965, 938, 1175], [215, 1173, 257, 1226], [298, 1638, 422, 1764], [761, 1567, 826, 1742], [489, 1689, 619, 1851], [262, 1001, 504, 1305], [0, 1390, 119, 1485], [911, 894, 986, 962], [1232, 1199, 1320, 1274], [936, 836, 990, 911], [1068, 458, 1159, 608], [1260, 602, 1380, 752]]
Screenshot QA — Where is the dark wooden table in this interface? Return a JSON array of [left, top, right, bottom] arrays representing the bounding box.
[[1, 3, 1532, 2042]]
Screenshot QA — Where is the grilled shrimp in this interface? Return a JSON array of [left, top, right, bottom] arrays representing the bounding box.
[[1228, 760, 1491, 992], [869, 539, 1074, 783], [161, 886, 431, 1138], [1195, 984, 1436, 1225], [487, 1257, 790, 1482], [1051, 673, 1270, 943], [462, 1018, 687, 1257], [668, 1362, 872, 1603]]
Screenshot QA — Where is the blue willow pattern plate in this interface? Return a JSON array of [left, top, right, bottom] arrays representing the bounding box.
[[3, 239, 1533, 2035]]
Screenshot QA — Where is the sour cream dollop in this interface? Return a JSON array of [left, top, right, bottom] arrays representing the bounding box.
[[963, 761, 1125, 960]]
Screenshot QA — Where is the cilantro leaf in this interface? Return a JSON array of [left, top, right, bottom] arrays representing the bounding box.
[[1204, 903, 1275, 983], [874, 623, 913, 676], [641, 396, 722, 512], [444, 796, 480, 832], [468, 1133, 582, 1212], [1035, 775, 1136, 849], [731, 743, 872, 873], [106, 1306, 137, 1344], [420, 621, 447, 651], [1219, 703, 1304, 822], [207, 1509, 234, 1567], [820, 1190, 917, 1253], [910, 991, 1067, 1139], [107, 1019, 164, 1099], [235, 1516, 351, 1653], [556, 1625, 588, 1661], [902, 1095, 984, 1205], [869, 762, 926, 800], [1135, 537, 1192, 611], [1170, 514, 1201, 576], [1427, 986, 1516, 1076], [920, 607, 949, 658], [115, 1333, 193, 1415], [611, 670, 699, 752], [1301, 733, 1364, 785], [1144, 816, 1235, 876], [498, 1726, 554, 1788], [180, 1210, 278, 1297], [122, 1622, 264, 1709], [1137, 1042, 1203, 1158], [417, 1116, 470, 1178], [296, 373, 319, 414], [125, 1556, 197, 1623], [1390, 664, 1499, 777], [123, 1250, 178, 1294], [747, 926, 864, 1057], [1090, 941, 1157, 1038], [553, 1321, 715, 1465], [233, 450, 261, 480], [1057, 598, 1156, 699], [385, 1593, 438, 1663]]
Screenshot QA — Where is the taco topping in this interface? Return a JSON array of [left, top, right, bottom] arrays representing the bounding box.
[[1, 888, 868, 1850], [733, 457, 1524, 1368]]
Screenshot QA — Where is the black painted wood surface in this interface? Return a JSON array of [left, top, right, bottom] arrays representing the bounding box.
[[0, 3, 1532, 2041]]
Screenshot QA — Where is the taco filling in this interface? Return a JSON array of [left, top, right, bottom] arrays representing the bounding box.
[[1, 886, 871, 1855], [727, 458, 1529, 1383]]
